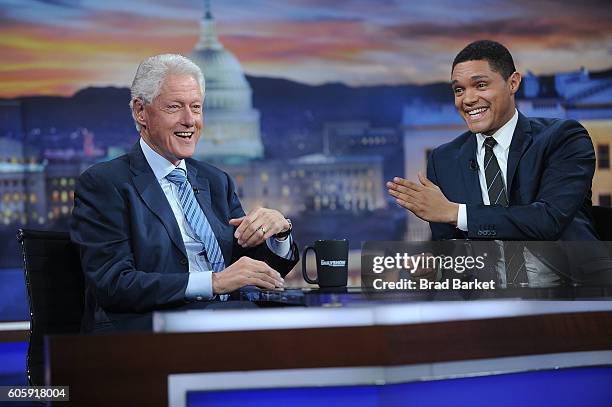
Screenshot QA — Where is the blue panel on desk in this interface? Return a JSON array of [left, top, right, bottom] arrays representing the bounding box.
[[190, 385, 380, 407], [0, 341, 28, 385], [0, 268, 30, 322], [187, 366, 612, 407]]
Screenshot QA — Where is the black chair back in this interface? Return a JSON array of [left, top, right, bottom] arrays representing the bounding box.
[[17, 229, 84, 386], [592, 205, 612, 240]]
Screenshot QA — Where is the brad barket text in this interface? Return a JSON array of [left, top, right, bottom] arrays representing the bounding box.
[[372, 278, 496, 290]]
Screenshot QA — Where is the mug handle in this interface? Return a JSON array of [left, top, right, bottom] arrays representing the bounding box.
[[302, 246, 318, 285]]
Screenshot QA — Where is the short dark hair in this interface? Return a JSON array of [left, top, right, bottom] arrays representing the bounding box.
[[452, 40, 516, 80]]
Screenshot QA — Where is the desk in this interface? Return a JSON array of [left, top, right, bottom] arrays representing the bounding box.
[[46, 289, 612, 406]]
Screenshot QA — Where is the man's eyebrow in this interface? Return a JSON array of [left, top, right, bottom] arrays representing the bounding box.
[[452, 74, 490, 86], [470, 75, 489, 81]]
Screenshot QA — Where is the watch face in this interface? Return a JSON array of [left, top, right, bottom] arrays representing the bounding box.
[[275, 218, 292, 239]]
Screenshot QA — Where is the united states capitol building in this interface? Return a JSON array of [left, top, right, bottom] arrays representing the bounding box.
[[186, 3, 386, 219], [0, 2, 387, 231], [189, 4, 263, 161]]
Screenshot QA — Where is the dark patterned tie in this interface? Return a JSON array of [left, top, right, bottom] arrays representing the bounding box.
[[483, 137, 508, 206], [483, 137, 527, 286]]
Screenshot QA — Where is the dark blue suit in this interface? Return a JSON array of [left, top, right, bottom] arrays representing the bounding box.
[[427, 113, 611, 284], [71, 143, 298, 332]]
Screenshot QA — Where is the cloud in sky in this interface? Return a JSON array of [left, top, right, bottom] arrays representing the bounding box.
[[0, 0, 611, 97]]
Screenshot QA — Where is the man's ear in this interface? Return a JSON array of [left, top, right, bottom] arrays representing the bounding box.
[[132, 98, 147, 129], [508, 71, 521, 95]]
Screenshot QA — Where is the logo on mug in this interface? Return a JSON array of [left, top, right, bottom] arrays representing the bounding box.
[[320, 260, 346, 267]]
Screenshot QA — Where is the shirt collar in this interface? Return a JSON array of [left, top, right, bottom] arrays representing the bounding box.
[[139, 138, 187, 181], [476, 109, 519, 152]]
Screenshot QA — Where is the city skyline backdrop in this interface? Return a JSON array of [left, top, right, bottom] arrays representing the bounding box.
[[1, 0, 611, 98], [1, 0, 611, 322]]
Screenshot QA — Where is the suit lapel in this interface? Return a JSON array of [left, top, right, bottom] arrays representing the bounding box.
[[458, 134, 483, 205], [129, 143, 187, 258], [506, 113, 533, 199], [186, 163, 233, 265]]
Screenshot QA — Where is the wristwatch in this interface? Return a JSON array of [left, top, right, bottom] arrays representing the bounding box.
[[274, 218, 292, 240]]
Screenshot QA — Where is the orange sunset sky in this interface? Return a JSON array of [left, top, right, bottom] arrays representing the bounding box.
[[1, 0, 611, 98]]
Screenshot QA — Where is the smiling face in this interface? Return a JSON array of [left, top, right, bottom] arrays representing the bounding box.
[[134, 73, 203, 165], [451, 59, 521, 136]]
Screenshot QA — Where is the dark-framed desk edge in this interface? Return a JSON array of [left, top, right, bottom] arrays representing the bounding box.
[[46, 309, 612, 406], [0, 321, 29, 342]]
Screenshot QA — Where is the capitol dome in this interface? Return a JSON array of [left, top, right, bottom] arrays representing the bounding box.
[[190, 2, 263, 160]]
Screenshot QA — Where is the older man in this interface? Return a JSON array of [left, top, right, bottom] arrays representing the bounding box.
[[71, 54, 298, 332]]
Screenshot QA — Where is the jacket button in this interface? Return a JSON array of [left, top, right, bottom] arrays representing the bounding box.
[[180, 258, 188, 265]]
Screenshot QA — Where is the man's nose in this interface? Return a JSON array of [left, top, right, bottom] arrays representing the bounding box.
[[463, 88, 478, 105], [180, 107, 196, 127]]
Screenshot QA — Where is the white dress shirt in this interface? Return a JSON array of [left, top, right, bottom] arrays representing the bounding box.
[[457, 109, 518, 230], [453, 110, 557, 286], [139, 138, 292, 300]]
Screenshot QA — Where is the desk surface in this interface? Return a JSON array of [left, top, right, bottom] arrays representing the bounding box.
[[152, 285, 612, 332], [154, 296, 612, 333], [239, 285, 612, 305], [47, 288, 612, 407]]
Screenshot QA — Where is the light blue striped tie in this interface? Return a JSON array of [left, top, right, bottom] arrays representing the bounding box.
[[166, 168, 225, 272]]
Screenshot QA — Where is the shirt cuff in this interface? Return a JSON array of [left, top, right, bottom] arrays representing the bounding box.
[[185, 270, 214, 301], [457, 204, 468, 231], [266, 234, 293, 260]]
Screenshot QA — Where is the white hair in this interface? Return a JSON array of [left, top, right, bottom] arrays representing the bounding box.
[[129, 54, 205, 132]]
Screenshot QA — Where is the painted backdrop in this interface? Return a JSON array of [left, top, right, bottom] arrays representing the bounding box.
[[1, 0, 611, 319]]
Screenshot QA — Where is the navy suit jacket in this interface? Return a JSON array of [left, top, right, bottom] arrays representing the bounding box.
[[427, 113, 611, 283], [71, 142, 299, 332]]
